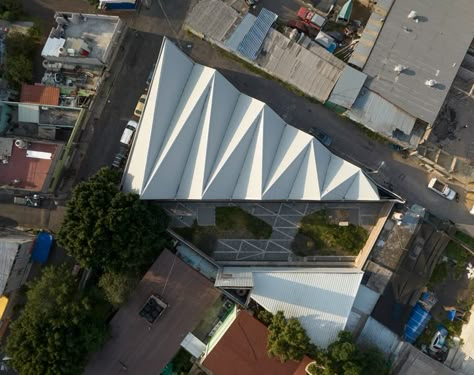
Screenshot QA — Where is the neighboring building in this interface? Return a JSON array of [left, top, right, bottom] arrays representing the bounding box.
[[85, 250, 221, 375], [122, 38, 379, 202], [0, 231, 34, 295], [200, 307, 312, 375], [41, 12, 123, 67], [347, 0, 474, 145], [215, 267, 363, 348], [0, 101, 84, 191], [20, 84, 60, 106]]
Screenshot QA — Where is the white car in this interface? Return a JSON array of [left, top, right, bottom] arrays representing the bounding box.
[[427, 178, 456, 200], [120, 120, 138, 147]]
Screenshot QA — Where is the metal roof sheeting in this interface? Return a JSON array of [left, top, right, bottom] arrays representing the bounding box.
[[216, 267, 363, 348], [329, 65, 367, 108], [41, 37, 65, 58], [348, 12, 385, 70], [363, 0, 474, 124], [237, 8, 277, 61], [0, 238, 26, 295], [225, 13, 256, 51], [257, 29, 344, 102], [123, 38, 380, 201], [215, 268, 254, 288], [186, 0, 239, 42], [357, 317, 400, 355], [347, 87, 416, 136]]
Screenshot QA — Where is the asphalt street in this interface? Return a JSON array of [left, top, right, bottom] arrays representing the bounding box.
[[23, 0, 474, 235]]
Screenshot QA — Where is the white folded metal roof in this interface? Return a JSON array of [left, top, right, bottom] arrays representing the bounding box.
[[122, 38, 379, 201], [215, 267, 364, 348]]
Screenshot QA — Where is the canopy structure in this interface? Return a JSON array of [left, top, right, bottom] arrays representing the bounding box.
[[122, 38, 379, 201]]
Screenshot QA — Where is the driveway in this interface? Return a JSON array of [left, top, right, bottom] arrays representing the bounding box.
[[22, 0, 474, 236]]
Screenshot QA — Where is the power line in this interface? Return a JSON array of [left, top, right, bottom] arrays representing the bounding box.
[[156, 0, 184, 50]]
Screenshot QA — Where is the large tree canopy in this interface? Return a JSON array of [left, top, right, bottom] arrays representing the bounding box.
[[5, 266, 107, 375], [308, 331, 390, 375], [267, 311, 310, 362], [58, 167, 169, 273]]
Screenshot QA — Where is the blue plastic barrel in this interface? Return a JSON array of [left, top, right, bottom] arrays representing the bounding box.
[[404, 303, 431, 343]]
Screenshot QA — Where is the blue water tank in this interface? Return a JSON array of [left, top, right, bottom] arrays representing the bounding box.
[[404, 303, 431, 343]]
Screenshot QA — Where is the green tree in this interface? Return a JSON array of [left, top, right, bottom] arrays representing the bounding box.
[[3, 54, 32, 89], [98, 271, 138, 307], [267, 311, 310, 362], [5, 32, 37, 59], [0, 0, 22, 21], [319, 331, 389, 375], [58, 167, 170, 274], [5, 266, 107, 375]]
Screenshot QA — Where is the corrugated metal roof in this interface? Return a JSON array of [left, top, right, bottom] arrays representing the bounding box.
[[328, 65, 367, 108], [186, 0, 239, 42], [363, 0, 474, 124], [18, 104, 40, 124], [257, 29, 344, 102], [20, 84, 60, 106], [215, 268, 254, 288], [0, 238, 25, 295], [237, 8, 277, 61], [225, 13, 256, 51], [0, 296, 8, 320], [220, 267, 363, 348], [123, 38, 379, 201], [357, 317, 400, 355], [348, 12, 385, 70], [352, 285, 380, 315], [347, 87, 416, 136]]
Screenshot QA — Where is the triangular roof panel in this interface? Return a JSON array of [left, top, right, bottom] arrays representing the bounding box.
[[123, 38, 379, 202]]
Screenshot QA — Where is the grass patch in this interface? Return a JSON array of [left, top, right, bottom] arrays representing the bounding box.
[[445, 240, 470, 279], [216, 207, 272, 238], [428, 262, 449, 287], [173, 207, 272, 254], [292, 210, 368, 256], [455, 231, 474, 248]]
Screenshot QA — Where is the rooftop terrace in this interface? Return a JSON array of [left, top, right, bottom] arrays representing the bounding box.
[[0, 138, 58, 191]]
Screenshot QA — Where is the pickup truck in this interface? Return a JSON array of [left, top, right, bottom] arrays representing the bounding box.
[[297, 7, 327, 30], [427, 178, 456, 200]]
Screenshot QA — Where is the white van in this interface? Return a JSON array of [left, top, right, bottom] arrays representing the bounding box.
[[120, 120, 138, 147]]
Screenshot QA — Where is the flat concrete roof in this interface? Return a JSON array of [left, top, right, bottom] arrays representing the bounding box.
[[363, 0, 474, 124], [85, 250, 220, 375], [0, 139, 57, 191]]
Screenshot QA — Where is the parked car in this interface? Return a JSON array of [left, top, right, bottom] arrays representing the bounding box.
[[309, 127, 332, 147], [112, 151, 127, 169], [120, 120, 139, 147], [297, 6, 327, 31], [427, 178, 456, 200], [145, 64, 156, 87], [134, 94, 147, 118]]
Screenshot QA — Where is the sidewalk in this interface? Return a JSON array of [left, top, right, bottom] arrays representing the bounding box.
[[0, 204, 66, 233]]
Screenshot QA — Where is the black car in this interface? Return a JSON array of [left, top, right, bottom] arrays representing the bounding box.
[[309, 127, 332, 147]]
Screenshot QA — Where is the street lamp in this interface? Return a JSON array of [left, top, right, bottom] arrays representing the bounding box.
[[366, 161, 385, 174]]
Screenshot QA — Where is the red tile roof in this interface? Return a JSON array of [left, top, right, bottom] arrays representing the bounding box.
[[202, 310, 312, 375], [20, 84, 60, 106]]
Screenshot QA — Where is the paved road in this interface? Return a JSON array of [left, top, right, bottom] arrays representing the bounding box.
[[24, 0, 474, 236]]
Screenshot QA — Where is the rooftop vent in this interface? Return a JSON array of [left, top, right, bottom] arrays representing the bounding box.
[[394, 64, 407, 74], [139, 295, 167, 324], [425, 79, 438, 87], [407, 10, 417, 19]]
